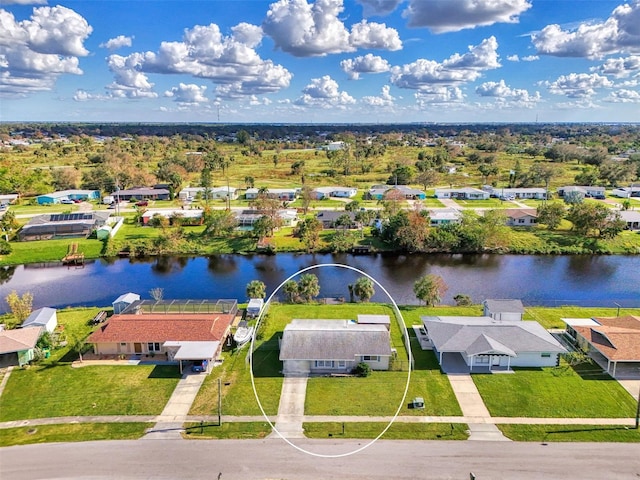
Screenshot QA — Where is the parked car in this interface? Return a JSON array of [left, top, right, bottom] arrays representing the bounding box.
[[60, 199, 74, 204], [191, 360, 208, 373], [136, 200, 148, 207]]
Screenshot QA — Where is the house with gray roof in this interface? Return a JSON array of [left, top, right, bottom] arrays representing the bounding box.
[[421, 316, 566, 373], [22, 307, 57, 333], [483, 299, 525, 321], [279, 319, 392, 376]]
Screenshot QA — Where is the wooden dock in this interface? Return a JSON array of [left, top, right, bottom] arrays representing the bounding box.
[[62, 242, 85, 266]]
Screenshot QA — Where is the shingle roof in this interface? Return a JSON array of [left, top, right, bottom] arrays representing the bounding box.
[[22, 307, 56, 328], [279, 319, 392, 361], [87, 313, 232, 343], [573, 315, 640, 361], [422, 316, 565, 355], [0, 327, 41, 354], [483, 299, 525, 314]]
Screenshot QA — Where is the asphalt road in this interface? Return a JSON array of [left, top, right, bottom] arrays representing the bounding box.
[[2, 439, 640, 479]]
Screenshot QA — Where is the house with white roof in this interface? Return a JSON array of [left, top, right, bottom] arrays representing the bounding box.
[[22, 307, 57, 333], [245, 188, 298, 201], [428, 208, 462, 226], [434, 187, 490, 200], [112, 292, 141, 314], [421, 316, 565, 373], [620, 210, 640, 230], [312, 186, 358, 199], [178, 186, 238, 201]]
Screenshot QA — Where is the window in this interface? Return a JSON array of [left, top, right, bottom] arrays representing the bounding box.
[[147, 342, 161, 352], [315, 360, 334, 368], [475, 356, 490, 364], [337, 360, 346, 368], [541, 353, 551, 358], [120, 342, 127, 346], [361, 355, 380, 362]]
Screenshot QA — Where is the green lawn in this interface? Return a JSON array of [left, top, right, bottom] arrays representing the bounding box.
[[473, 362, 637, 418], [183, 421, 272, 439], [0, 365, 181, 421], [303, 422, 469, 440], [524, 306, 640, 330], [1, 238, 104, 266], [498, 424, 640, 442], [0, 423, 152, 447], [453, 199, 510, 208]]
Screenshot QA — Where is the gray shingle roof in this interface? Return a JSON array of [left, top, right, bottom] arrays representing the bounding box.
[[279, 319, 392, 361], [22, 307, 56, 328], [422, 316, 566, 355], [483, 299, 525, 314]]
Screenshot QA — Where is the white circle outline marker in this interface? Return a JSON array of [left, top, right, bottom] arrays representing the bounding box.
[[249, 263, 412, 458]]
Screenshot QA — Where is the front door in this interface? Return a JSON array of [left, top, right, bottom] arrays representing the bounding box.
[[492, 355, 500, 366], [134, 343, 142, 354]]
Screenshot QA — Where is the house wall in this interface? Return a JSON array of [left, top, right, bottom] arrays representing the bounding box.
[[93, 342, 120, 355], [492, 312, 523, 321], [469, 352, 559, 369], [359, 355, 390, 370], [283, 359, 311, 376]]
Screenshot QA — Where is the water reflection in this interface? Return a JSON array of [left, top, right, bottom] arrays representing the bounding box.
[[207, 255, 238, 275]]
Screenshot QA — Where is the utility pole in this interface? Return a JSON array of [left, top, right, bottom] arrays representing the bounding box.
[[635, 387, 639, 429], [218, 377, 222, 426]]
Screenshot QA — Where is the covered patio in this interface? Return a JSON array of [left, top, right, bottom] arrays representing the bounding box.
[[163, 341, 220, 374]]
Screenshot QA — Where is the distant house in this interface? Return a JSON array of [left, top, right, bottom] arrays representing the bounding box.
[[0, 326, 41, 367], [612, 186, 640, 198], [428, 208, 462, 226], [36, 189, 100, 205], [483, 299, 525, 321], [87, 312, 233, 374], [565, 315, 640, 378], [504, 209, 538, 227], [112, 187, 170, 201], [0, 194, 19, 206], [141, 209, 204, 226], [421, 316, 566, 373], [557, 186, 606, 199], [279, 319, 392, 376], [245, 188, 297, 201], [486, 187, 547, 200], [434, 188, 490, 200], [178, 186, 238, 201], [315, 210, 357, 229], [619, 210, 640, 230], [367, 185, 426, 200], [22, 307, 57, 333], [312, 186, 358, 199], [19, 211, 111, 241], [322, 141, 346, 151], [112, 292, 140, 314], [235, 209, 298, 230]]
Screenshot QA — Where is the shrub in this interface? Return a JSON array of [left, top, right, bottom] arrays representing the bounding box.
[[353, 362, 371, 377], [0, 239, 11, 255]]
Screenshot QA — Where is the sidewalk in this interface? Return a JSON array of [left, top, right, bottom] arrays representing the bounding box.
[[269, 376, 308, 439]]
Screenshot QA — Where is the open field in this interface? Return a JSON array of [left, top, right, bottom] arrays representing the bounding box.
[[0, 423, 152, 447], [473, 361, 637, 418]]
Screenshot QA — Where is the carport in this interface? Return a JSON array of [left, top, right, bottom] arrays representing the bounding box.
[[163, 341, 220, 374]]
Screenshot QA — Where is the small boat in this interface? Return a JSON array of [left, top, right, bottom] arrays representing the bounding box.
[[233, 321, 254, 346]]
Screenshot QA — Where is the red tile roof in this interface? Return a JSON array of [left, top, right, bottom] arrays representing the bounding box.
[[574, 315, 640, 361], [87, 313, 232, 344]]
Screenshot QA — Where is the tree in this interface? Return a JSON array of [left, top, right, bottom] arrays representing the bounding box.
[[567, 202, 625, 238], [453, 294, 472, 306], [246, 280, 266, 299], [297, 273, 320, 302], [353, 277, 375, 302], [296, 217, 322, 252], [5, 290, 33, 323], [50, 167, 80, 191], [344, 200, 361, 212], [203, 208, 237, 237], [478, 164, 499, 184], [252, 215, 277, 238], [244, 176, 255, 188], [416, 170, 440, 190], [300, 185, 314, 214], [537, 202, 565, 230], [574, 166, 600, 186], [387, 165, 414, 185], [282, 280, 299, 303], [413, 275, 448, 306], [149, 288, 164, 301], [236, 130, 251, 145]]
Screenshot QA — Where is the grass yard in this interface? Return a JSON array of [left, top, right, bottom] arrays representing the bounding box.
[[453, 199, 510, 209], [183, 421, 272, 439], [0, 365, 181, 421], [0, 423, 152, 447], [497, 424, 640, 442], [524, 306, 640, 330], [473, 361, 637, 418], [1, 238, 104, 266], [303, 422, 469, 440]]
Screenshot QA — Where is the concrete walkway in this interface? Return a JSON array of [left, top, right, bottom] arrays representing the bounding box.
[[0, 366, 14, 398], [142, 371, 207, 440], [447, 374, 510, 441], [269, 376, 308, 439]]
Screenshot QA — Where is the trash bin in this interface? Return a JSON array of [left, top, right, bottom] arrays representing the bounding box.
[[42, 348, 50, 359]]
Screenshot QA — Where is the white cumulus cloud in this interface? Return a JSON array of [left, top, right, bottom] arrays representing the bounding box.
[[391, 36, 500, 89], [263, 0, 401, 57], [164, 83, 209, 104], [532, 1, 640, 59], [362, 84, 395, 106], [543, 72, 613, 98], [604, 88, 640, 103], [415, 86, 465, 107], [295, 75, 355, 107], [341, 53, 390, 80], [475, 79, 541, 106], [0, 6, 91, 96], [356, 0, 402, 17], [403, 0, 531, 33], [591, 55, 640, 78], [100, 35, 133, 51]]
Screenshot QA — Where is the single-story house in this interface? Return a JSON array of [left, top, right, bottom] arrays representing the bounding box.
[[421, 316, 566, 373], [0, 194, 19, 206], [619, 210, 640, 230], [22, 307, 57, 333], [111, 187, 170, 201], [483, 299, 524, 321], [141, 209, 204, 226], [19, 211, 111, 241], [367, 184, 391, 200], [312, 186, 358, 199], [36, 189, 100, 205], [486, 187, 547, 200], [428, 208, 462, 226], [565, 315, 640, 378], [367, 185, 426, 200], [315, 210, 357, 229], [557, 186, 606, 199], [112, 292, 141, 314], [611, 186, 640, 198], [178, 186, 238, 201], [0, 326, 42, 367], [435, 188, 490, 200], [235, 209, 298, 229], [504, 209, 538, 227], [321, 141, 346, 151], [279, 319, 392, 376], [245, 188, 298, 201], [87, 312, 233, 373]]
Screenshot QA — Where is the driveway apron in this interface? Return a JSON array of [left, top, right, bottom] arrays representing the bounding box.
[[269, 376, 308, 439]]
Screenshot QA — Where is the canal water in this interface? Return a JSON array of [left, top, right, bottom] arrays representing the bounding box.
[[0, 253, 639, 311]]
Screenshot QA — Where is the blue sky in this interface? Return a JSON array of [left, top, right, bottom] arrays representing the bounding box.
[[1, 0, 639, 123]]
